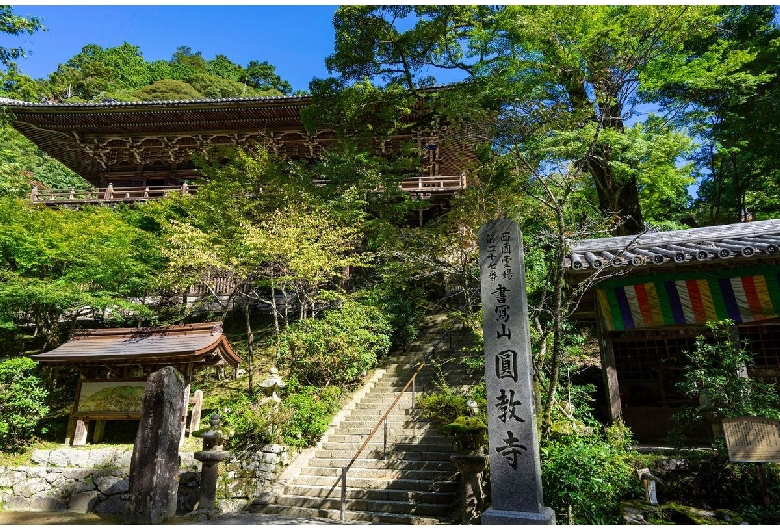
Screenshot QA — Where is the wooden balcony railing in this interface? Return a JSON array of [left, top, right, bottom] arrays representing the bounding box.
[[30, 183, 196, 205], [30, 175, 467, 206]]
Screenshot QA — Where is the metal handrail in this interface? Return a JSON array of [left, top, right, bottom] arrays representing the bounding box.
[[338, 323, 456, 521]]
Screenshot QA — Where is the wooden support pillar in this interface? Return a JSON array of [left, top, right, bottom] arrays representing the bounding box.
[[596, 302, 622, 422], [180, 362, 193, 446], [65, 415, 76, 445], [93, 420, 106, 443]]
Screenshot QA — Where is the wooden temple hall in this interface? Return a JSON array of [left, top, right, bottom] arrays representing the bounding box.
[[565, 219, 780, 440], [2, 94, 477, 215], [31, 323, 240, 446]]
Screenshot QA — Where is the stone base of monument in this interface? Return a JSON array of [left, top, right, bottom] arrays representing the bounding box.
[[482, 506, 556, 525], [190, 507, 223, 521]]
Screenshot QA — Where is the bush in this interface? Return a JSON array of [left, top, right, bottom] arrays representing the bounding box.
[[0, 357, 49, 451], [540, 425, 641, 524], [281, 379, 342, 447], [356, 284, 424, 350], [638, 445, 780, 523], [673, 319, 780, 442], [280, 298, 392, 387], [217, 380, 342, 450]]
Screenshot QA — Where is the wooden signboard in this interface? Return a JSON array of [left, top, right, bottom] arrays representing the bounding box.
[[75, 379, 147, 415], [69, 379, 147, 446], [722, 416, 780, 507], [722, 417, 780, 463]]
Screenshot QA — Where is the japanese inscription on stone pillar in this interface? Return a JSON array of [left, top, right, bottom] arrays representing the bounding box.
[[479, 219, 548, 519]]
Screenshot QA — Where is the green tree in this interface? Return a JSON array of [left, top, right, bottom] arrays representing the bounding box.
[[243, 60, 292, 95], [0, 357, 49, 452], [157, 147, 369, 390], [0, 122, 89, 197], [46, 43, 153, 101], [675, 320, 780, 435], [0, 199, 165, 350], [326, 5, 745, 235], [206, 54, 243, 82], [654, 6, 780, 223], [0, 5, 42, 71], [131, 79, 203, 101], [0, 63, 40, 101]]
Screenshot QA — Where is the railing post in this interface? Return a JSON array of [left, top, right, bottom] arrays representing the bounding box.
[[30, 186, 39, 204], [383, 418, 388, 460], [341, 467, 347, 521], [412, 374, 416, 412]]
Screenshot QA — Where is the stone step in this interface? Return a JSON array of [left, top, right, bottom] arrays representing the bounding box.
[[319, 441, 453, 453], [313, 450, 455, 462], [338, 422, 431, 437], [288, 474, 459, 492], [307, 458, 456, 472], [299, 465, 456, 481], [257, 503, 445, 525], [269, 494, 453, 517], [279, 484, 454, 504], [324, 433, 449, 444]]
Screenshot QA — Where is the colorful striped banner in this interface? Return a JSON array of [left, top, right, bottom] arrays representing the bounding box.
[[596, 266, 780, 331]]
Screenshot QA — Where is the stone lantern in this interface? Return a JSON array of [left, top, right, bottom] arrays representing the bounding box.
[[193, 413, 232, 516], [259, 367, 285, 403]]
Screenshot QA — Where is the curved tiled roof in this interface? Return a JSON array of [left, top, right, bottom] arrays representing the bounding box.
[[564, 219, 780, 271], [31, 322, 241, 367], [3, 86, 478, 187], [4, 94, 310, 108]]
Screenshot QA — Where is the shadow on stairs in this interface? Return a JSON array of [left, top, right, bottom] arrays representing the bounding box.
[[249, 314, 481, 524]]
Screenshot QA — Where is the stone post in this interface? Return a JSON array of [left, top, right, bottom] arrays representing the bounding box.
[[451, 454, 488, 524], [478, 219, 555, 525], [125, 366, 186, 524], [193, 413, 231, 518], [189, 389, 204, 435]]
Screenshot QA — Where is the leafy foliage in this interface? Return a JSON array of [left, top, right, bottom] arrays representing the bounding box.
[[0, 357, 49, 451], [279, 297, 392, 387], [541, 424, 640, 524], [0, 199, 165, 349], [673, 320, 780, 441], [0, 6, 42, 71], [0, 122, 88, 197]]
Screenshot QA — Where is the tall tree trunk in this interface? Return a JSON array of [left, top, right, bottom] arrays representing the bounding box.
[[588, 147, 644, 236], [244, 298, 254, 393]]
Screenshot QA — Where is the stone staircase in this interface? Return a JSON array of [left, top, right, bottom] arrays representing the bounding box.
[[252, 316, 480, 524]]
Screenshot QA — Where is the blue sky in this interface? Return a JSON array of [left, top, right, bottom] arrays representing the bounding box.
[[11, 5, 342, 93]]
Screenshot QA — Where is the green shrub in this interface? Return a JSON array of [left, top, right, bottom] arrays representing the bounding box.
[[639, 445, 780, 523], [540, 425, 641, 524], [280, 298, 392, 387], [0, 357, 49, 451], [281, 379, 342, 447], [673, 320, 780, 443], [356, 284, 424, 350], [217, 393, 284, 449], [416, 388, 468, 431], [216, 377, 342, 450]]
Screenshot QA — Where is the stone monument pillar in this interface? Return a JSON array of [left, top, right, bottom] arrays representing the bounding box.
[[478, 219, 555, 525], [125, 366, 186, 524], [193, 413, 231, 516]]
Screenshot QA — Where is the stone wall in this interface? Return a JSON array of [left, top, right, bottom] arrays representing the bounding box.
[[218, 444, 294, 513], [0, 444, 293, 515]]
